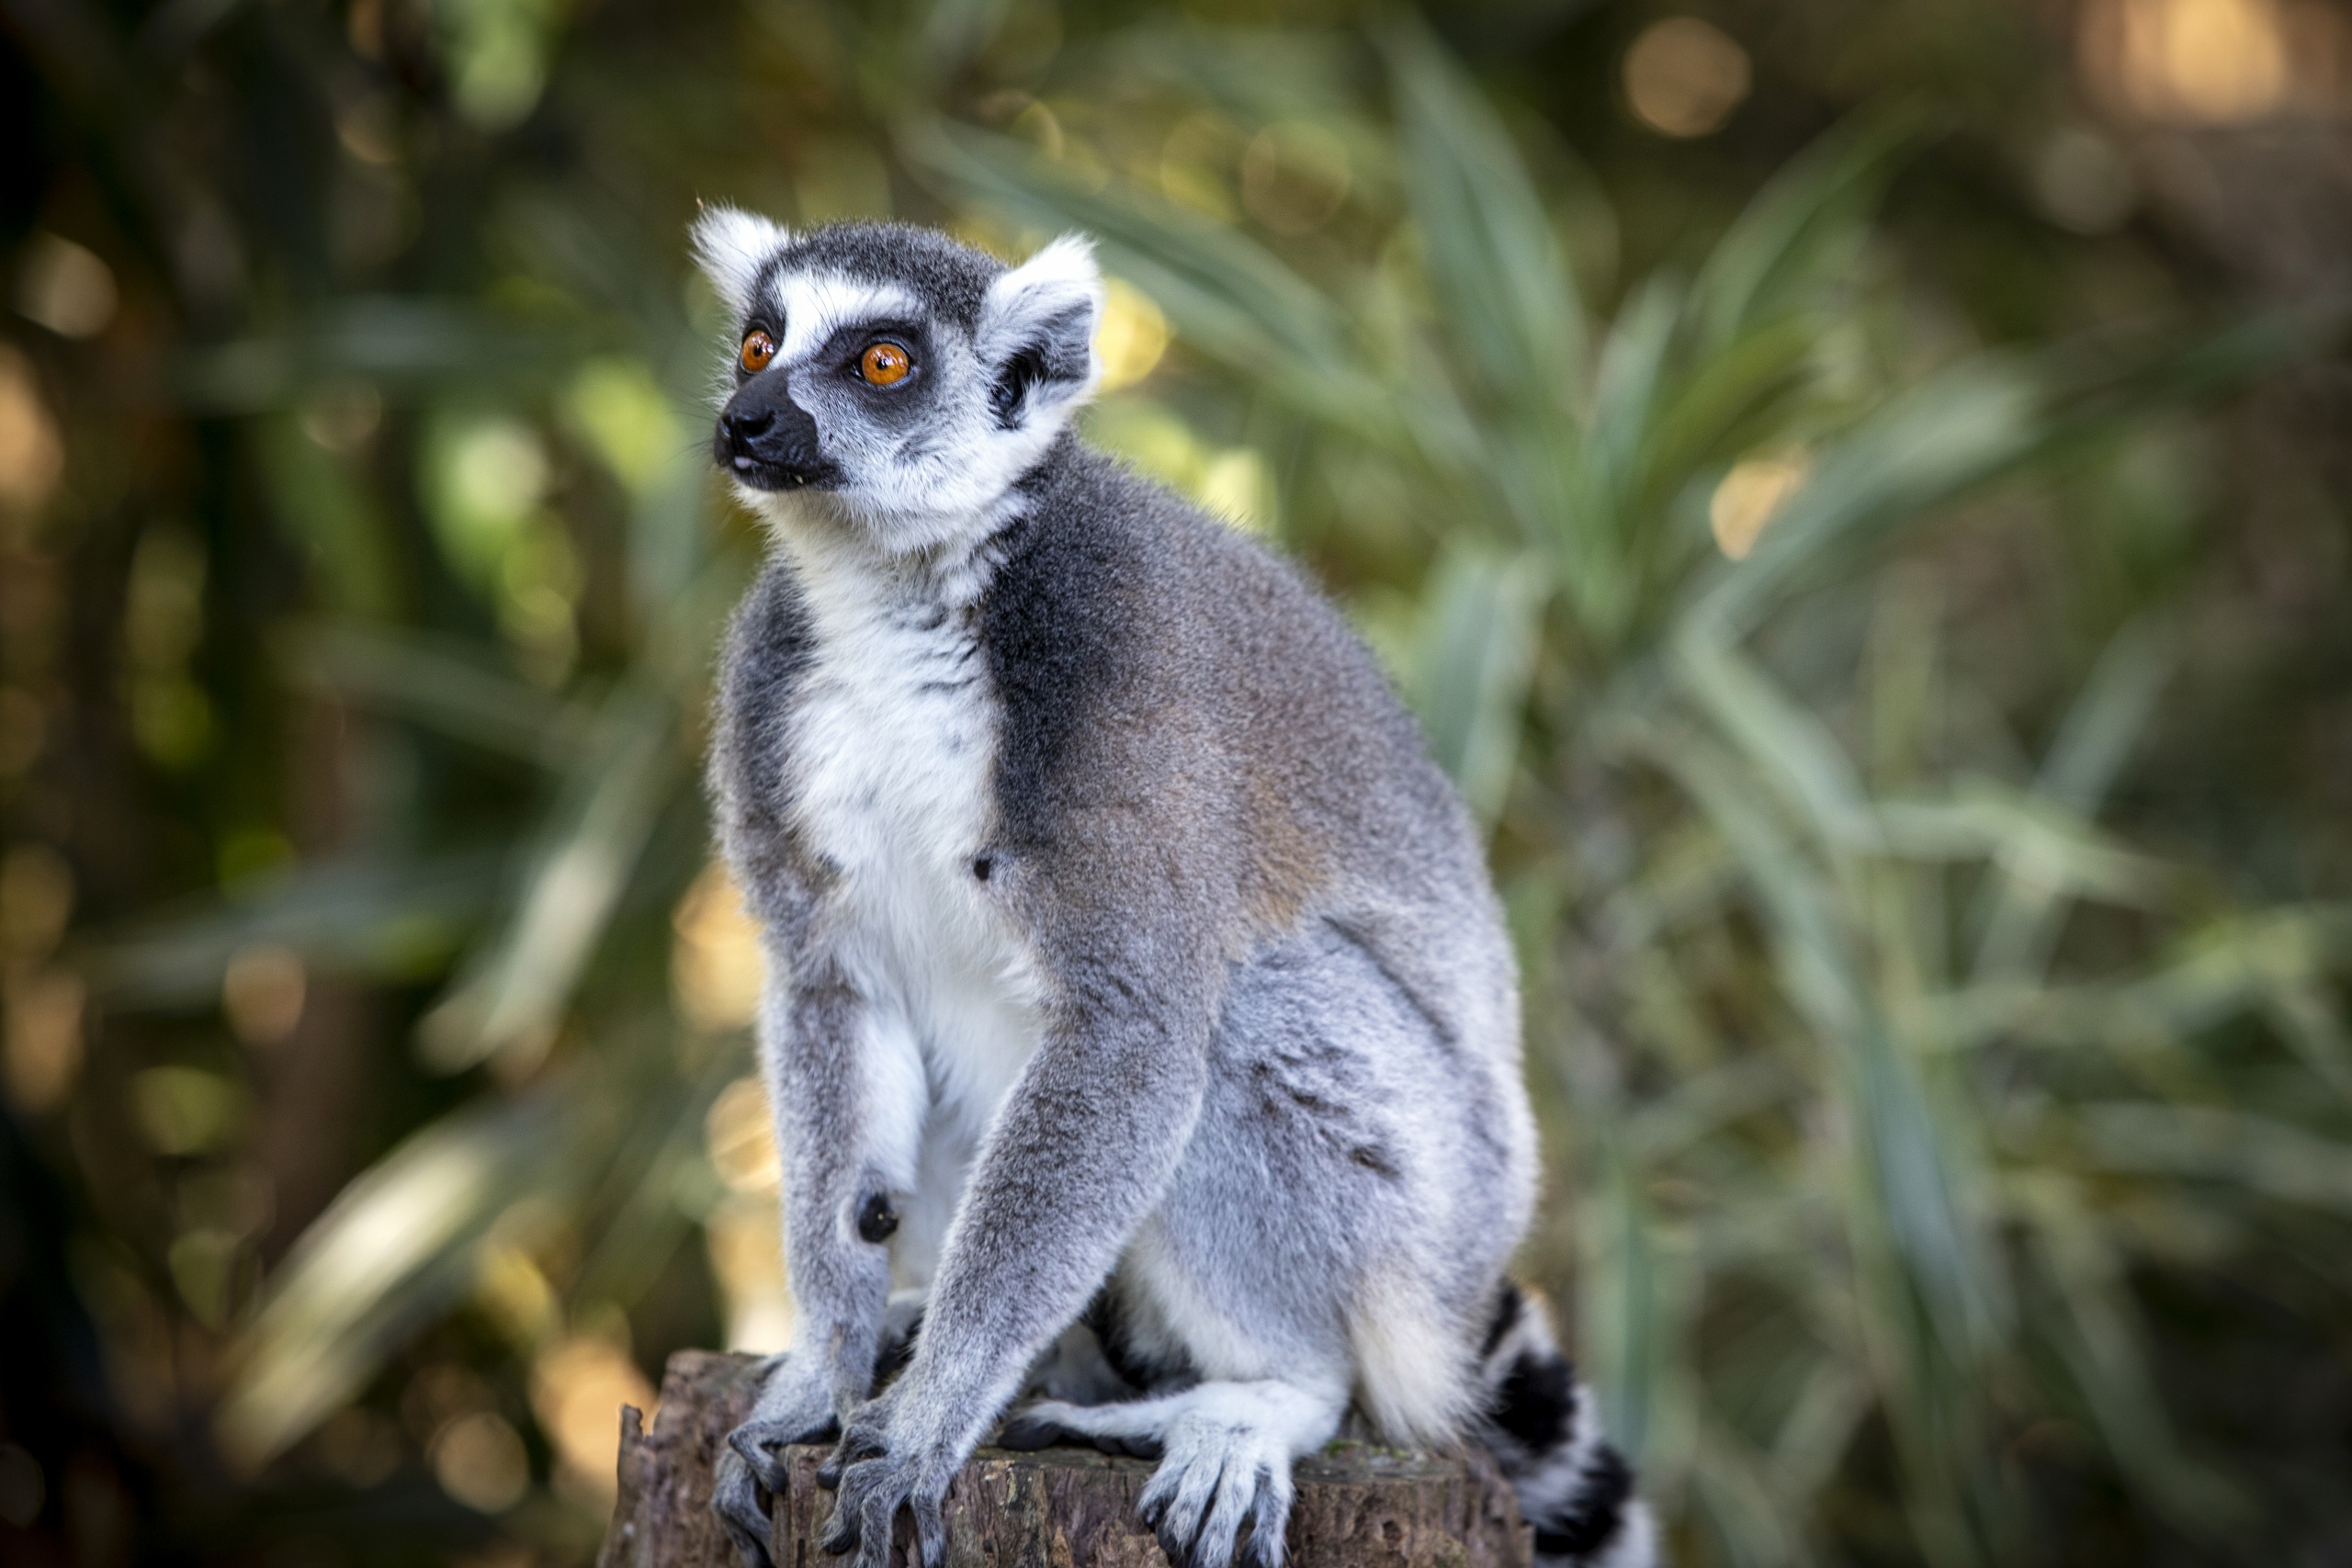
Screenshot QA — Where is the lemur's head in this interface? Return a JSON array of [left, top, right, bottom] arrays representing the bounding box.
[[691, 209, 1103, 552]]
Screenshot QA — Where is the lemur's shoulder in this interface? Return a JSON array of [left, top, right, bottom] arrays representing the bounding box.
[[985, 432, 1409, 724], [981, 434, 1461, 905]]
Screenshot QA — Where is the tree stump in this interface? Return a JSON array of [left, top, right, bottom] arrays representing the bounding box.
[[598, 1350, 1534, 1568]]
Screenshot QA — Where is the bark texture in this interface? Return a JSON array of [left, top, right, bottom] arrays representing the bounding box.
[[599, 1350, 1534, 1568]]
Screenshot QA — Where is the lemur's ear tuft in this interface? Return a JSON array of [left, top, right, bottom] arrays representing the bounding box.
[[692, 205, 791, 316], [977, 234, 1104, 431]]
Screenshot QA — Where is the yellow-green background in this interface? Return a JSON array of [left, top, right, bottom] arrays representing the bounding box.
[[4, 1, 2351, 1563]]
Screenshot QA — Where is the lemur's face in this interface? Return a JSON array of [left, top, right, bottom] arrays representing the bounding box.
[[691, 211, 1103, 553]]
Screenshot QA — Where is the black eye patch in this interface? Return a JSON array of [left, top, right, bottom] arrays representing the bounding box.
[[814, 318, 933, 381]]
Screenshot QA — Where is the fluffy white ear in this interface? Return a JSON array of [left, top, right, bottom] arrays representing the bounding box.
[[976, 234, 1105, 428], [691, 204, 791, 316]]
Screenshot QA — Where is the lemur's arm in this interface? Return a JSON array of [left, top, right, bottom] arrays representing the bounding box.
[[765, 957, 907, 1416], [818, 858, 1223, 1568], [713, 952, 914, 1568], [894, 937, 1213, 1430]]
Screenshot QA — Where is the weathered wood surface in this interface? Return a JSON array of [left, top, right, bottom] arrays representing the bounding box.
[[599, 1350, 1534, 1568]]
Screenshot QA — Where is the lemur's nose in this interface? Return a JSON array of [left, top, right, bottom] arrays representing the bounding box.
[[720, 407, 773, 446]]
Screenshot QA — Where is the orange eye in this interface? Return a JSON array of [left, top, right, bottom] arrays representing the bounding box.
[[860, 342, 911, 386], [739, 330, 776, 374]]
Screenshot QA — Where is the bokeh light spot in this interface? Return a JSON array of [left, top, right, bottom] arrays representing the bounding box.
[[5, 967, 83, 1113], [2080, 0, 2299, 122], [428, 1411, 529, 1512], [132, 1066, 247, 1156], [0, 348, 63, 512], [223, 944, 308, 1047], [15, 233, 118, 339], [673, 863, 763, 1032], [1, 842, 74, 961], [565, 358, 682, 493], [2034, 128, 2138, 233], [1710, 449, 1810, 560], [1623, 17, 1753, 139], [0, 1443, 45, 1529], [1240, 122, 1351, 235], [705, 1193, 792, 1354], [528, 1335, 656, 1501], [706, 1075, 781, 1195], [1095, 279, 1169, 392]]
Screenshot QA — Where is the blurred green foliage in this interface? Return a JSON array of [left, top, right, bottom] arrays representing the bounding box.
[[4, 1, 2352, 1565]]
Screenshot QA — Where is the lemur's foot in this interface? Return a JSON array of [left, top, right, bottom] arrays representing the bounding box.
[[1012, 1383, 1336, 1568], [815, 1395, 953, 1568], [1136, 1408, 1295, 1568], [714, 1354, 842, 1568]]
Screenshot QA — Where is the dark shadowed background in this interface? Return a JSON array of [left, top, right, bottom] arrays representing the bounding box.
[[4, 0, 2352, 1563]]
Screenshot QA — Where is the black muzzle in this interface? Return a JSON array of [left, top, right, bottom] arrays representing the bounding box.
[[716, 374, 842, 491]]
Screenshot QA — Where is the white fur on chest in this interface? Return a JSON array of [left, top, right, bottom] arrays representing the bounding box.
[[781, 528, 1045, 1272]]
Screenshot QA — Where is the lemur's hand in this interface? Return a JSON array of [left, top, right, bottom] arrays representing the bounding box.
[[715, 1352, 842, 1568], [814, 1383, 957, 1568]]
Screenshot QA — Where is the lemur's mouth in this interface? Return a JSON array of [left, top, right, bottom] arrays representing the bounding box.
[[727, 452, 844, 491]]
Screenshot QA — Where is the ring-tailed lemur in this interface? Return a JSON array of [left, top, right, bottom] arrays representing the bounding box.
[[691, 210, 1656, 1568]]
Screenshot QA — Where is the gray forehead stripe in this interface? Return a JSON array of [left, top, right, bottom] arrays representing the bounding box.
[[751, 222, 1004, 334]]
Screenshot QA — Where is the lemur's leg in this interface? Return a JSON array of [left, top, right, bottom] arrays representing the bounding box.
[[715, 965, 925, 1568], [1002, 920, 1521, 1568], [1002, 1379, 1346, 1568]]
